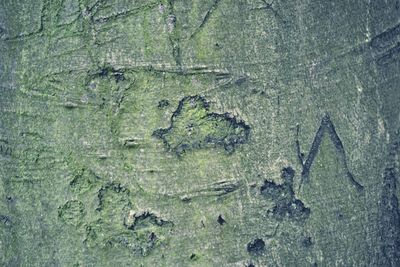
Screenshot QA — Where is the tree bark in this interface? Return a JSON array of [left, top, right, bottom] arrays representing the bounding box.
[[1, 0, 399, 266]]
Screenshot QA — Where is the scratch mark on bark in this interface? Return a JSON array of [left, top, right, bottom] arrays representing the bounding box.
[[165, 0, 182, 69], [190, 0, 222, 40], [92, 1, 159, 23], [2, 0, 49, 41], [250, 0, 286, 24], [180, 180, 243, 201], [296, 114, 364, 191], [370, 22, 400, 66]]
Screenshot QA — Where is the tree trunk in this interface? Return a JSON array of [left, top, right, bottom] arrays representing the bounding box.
[[1, 0, 399, 266]]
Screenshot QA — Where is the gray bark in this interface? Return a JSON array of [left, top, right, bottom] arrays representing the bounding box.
[[0, 0, 399, 266]]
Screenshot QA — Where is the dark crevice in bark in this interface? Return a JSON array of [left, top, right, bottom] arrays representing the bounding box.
[[261, 167, 310, 222], [379, 133, 400, 266], [247, 238, 265, 255]]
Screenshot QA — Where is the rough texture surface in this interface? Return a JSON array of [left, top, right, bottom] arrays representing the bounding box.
[[1, 0, 400, 266]]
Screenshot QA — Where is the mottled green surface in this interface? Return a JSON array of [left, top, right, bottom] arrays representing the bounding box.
[[1, 0, 400, 266]]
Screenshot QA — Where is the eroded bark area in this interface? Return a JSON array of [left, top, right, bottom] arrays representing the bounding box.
[[1, 0, 400, 266]]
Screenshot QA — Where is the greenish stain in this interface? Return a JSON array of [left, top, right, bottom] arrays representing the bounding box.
[[58, 200, 85, 227], [142, 11, 152, 57], [153, 95, 250, 155], [59, 179, 173, 256], [69, 167, 99, 194]]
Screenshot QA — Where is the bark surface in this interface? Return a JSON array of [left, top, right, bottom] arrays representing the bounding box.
[[1, 0, 400, 266]]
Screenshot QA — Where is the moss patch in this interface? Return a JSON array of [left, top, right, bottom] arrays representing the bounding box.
[[153, 95, 250, 155]]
